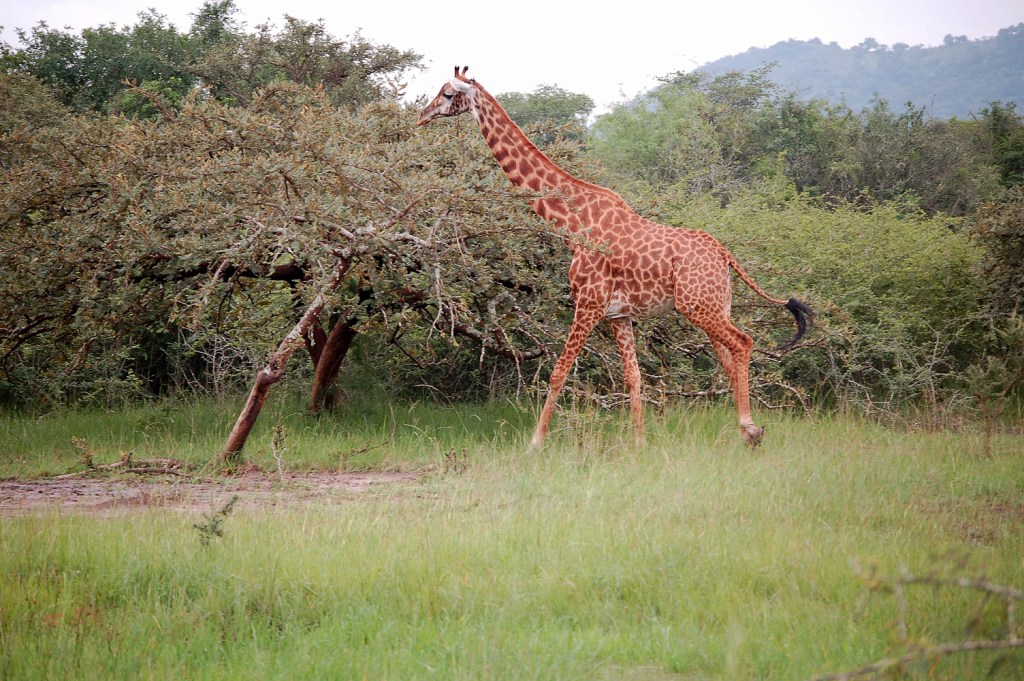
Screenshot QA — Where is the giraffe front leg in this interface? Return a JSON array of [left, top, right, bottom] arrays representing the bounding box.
[[530, 307, 603, 450], [610, 318, 646, 447]]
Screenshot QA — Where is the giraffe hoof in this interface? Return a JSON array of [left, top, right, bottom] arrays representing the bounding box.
[[741, 424, 765, 448]]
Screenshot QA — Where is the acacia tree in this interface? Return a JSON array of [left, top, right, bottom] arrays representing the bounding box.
[[191, 15, 422, 108], [1, 1, 423, 114], [4, 11, 196, 112], [497, 85, 594, 144], [589, 68, 783, 200], [0, 77, 584, 453]]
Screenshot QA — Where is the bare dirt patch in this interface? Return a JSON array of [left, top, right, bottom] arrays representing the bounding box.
[[0, 469, 422, 516]]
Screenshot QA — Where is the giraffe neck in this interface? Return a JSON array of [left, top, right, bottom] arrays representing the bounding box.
[[468, 85, 576, 197]]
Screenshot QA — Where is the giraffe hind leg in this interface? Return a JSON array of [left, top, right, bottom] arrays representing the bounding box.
[[681, 303, 764, 447], [711, 326, 763, 446], [610, 318, 646, 446]]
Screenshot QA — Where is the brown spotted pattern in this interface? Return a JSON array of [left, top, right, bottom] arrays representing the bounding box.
[[419, 68, 806, 447]]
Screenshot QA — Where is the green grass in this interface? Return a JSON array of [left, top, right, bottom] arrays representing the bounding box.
[[1, 397, 1022, 679], [0, 392, 534, 476]]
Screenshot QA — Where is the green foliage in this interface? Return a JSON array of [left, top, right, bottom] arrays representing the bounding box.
[[589, 68, 783, 198], [497, 84, 594, 143], [973, 187, 1024, 317], [0, 70, 67, 138], [2, 22, 85, 107], [192, 17, 422, 108], [847, 98, 998, 215], [77, 10, 196, 112], [7, 12, 196, 113], [110, 77, 186, 120], [666, 184, 986, 415], [193, 495, 239, 546], [966, 316, 1024, 454], [2, 2, 423, 114], [589, 69, 1004, 215], [188, 0, 242, 49], [979, 101, 1024, 187]]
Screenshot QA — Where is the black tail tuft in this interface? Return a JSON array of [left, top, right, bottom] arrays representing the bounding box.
[[779, 298, 814, 350]]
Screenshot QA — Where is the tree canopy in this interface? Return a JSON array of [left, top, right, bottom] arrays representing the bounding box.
[[589, 68, 1009, 216], [0, 0, 423, 114], [0, 77, 594, 408]]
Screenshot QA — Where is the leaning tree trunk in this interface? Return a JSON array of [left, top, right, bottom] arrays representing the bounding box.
[[308, 316, 358, 412], [217, 258, 351, 465], [304, 322, 328, 367]]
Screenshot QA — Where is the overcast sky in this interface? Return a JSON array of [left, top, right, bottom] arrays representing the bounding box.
[[3, 0, 1022, 113]]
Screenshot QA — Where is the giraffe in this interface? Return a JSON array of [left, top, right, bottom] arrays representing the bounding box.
[[418, 66, 812, 448]]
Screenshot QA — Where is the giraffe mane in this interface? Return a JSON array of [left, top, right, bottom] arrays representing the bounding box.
[[473, 84, 630, 208]]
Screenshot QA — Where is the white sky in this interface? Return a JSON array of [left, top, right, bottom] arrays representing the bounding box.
[[3, 0, 1022, 113]]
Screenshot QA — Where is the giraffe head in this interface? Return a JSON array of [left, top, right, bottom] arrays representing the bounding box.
[[417, 66, 476, 125]]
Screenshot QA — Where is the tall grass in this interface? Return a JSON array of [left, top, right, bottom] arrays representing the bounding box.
[[1, 398, 1022, 679], [0, 391, 534, 476]]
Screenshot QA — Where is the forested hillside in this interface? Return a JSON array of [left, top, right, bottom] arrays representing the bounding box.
[[697, 23, 1024, 118]]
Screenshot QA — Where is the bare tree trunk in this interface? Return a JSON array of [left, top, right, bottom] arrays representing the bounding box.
[[217, 259, 350, 465], [308, 317, 358, 412]]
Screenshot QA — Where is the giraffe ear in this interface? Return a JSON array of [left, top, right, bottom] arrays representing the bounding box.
[[449, 77, 473, 93]]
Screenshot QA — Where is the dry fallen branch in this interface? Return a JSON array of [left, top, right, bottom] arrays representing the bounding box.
[[336, 436, 394, 469], [814, 639, 1024, 681], [812, 562, 1023, 680], [54, 445, 188, 479]]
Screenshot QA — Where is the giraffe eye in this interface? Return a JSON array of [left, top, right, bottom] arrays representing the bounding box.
[[443, 92, 455, 101]]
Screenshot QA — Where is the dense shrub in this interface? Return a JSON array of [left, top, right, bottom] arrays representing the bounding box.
[[662, 180, 986, 416]]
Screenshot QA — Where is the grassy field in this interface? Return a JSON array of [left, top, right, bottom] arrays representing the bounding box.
[[1, 395, 1022, 679]]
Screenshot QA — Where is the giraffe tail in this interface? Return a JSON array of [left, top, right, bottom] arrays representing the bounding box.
[[728, 254, 814, 349], [780, 298, 814, 350]]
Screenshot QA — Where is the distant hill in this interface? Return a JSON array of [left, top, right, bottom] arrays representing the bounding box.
[[696, 23, 1024, 119]]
